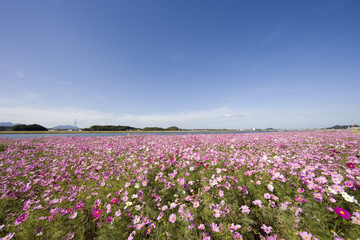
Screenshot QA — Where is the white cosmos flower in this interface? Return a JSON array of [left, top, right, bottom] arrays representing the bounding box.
[[341, 193, 357, 203], [327, 187, 337, 195], [124, 201, 133, 209], [267, 184, 274, 192]]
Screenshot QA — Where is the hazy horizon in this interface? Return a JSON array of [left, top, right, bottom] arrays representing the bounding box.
[[1, 1, 359, 129]]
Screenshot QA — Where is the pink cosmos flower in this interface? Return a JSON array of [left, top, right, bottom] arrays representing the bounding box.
[[313, 193, 323, 202], [2, 232, 15, 239], [219, 190, 224, 197], [252, 199, 263, 207], [177, 178, 185, 185], [69, 211, 77, 219], [334, 207, 351, 219], [115, 210, 121, 217], [193, 201, 200, 208], [344, 181, 354, 188], [294, 195, 308, 204], [233, 232, 243, 239], [202, 231, 211, 240], [169, 213, 176, 223], [298, 231, 313, 240], [229, 223, 241, 231], [327, 207, 334, 212], [65, 232, 74, 240], [241, 205, 250, 214], [261, 224, 272, 234], [198, 224, 205, 230], [210, 222, 220, 232], [213, 208, 221, 218], [75, 203, 84, 210], [48, 214, 55, 222]]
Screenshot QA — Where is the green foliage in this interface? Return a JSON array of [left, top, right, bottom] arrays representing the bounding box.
[[10, 124, 48, 131], [0, 143, 7, 152], [84, 125, 137, 131], [142, 127, 166, 131]]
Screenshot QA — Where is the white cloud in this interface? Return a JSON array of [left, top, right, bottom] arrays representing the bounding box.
[[0, 97, 13, 105], [0, 106, 114, 128], [0, 106, 250, 129]]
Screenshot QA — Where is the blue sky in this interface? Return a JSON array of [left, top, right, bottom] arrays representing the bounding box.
[[1, 0, 359, 129]]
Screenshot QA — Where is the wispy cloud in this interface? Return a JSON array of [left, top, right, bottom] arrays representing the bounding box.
[[56, 80, 72, 85], [15, 71, 25, 78], [249, 59, 275, 71], [249, 85, 315, 94], [217, 113, 247, 119], [25, 92, 41, 100], [0, 97, 13, 105], [261, 30, 280, 45]]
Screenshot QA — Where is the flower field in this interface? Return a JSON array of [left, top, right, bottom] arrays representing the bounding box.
[[0, 131, 359, 240]]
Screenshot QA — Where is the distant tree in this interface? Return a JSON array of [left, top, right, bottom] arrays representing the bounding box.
[[86, 125, 137, 131], [142, 127, 165, 131], [166, 126, 181, 131], [327, 125, 359, 129], [0, 126, 11, 131], [26, 124, 48, 131], [10, 124, 48, 131]]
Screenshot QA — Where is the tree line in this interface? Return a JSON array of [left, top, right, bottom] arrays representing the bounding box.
[[83, 125, 181, 131], [1, 124, 48, 131], [0, 124, 182, 132]]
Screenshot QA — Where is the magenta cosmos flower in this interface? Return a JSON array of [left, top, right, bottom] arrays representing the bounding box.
[[92, 208, 102, 219], [14, 212, 29, 226], [106, 216, 114, 223], [110, 198, 119, 205], [334, 207, 351, 219], [346, 162, 355, 169]]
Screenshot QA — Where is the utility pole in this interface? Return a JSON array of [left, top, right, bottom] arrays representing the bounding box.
[[74, 119, 77, 130]]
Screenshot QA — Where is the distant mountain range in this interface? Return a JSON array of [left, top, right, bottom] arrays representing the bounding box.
[[0, 122, 81, 130], [0, 122, 18, 127], [50, 125, 81, 130]]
